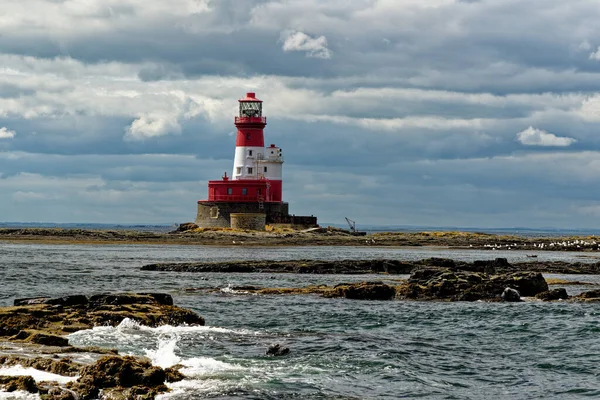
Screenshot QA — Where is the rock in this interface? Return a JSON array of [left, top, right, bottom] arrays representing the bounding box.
[[139, 293, 174, 306], [0, 375, 38, 393], [536, 288, 569, 301], [28, 332, 69, 347], [13, 297, 50, 306], [408, 268, 443, 283], [1, 292, 205, 342], [10, 331, 70, 346], [398, 267, 549, 301], [0, 355, 80, 376], [89, 293, 170, 306], [67, 355, 168, 399], [266, 344, 290, 356], [574, 289, 600, 301], [502, 272, 548, 296], [45, 295, 89, 307], [164, 365, 185, 383], [42, 386, 77, 400], [501, 287, 521, 302], [331, 282, 396, 300], [175, 222, 199, 232]]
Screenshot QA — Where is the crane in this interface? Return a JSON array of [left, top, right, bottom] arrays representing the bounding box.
[[345, 217, 366, 236], [345, 217, 357, 233]]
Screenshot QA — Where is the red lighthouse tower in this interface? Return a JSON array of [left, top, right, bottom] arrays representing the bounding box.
[[196, 92, 315, 229]]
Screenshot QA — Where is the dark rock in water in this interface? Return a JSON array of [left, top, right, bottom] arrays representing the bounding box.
[[398, 268, 548, 302], [89, 293, 172, 306], [165, 365, 186, 382], [13, 297, 50, 306], [27, 332, 70, 347], [501, 287, 521, 302], [266, 344, 290, 356], [67, 355, 168, 399], [473, 258, 510, 274], [421, 258, 456, 269], [574, 289, 600, 301], [330, 282, 396, 300], [408, 268, 443, 283], [536, 288, 569, 301], [45, 295, 89, 307], [140, 292, 174, 306], [1, 292, 204, 342], [0, 375, 38, 393]]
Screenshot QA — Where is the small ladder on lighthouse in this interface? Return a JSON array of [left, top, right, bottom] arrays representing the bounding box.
[[257, 195, 264, 210]]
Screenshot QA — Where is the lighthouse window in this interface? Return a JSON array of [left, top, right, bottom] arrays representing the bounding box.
[[227, 188, 232, 195], [247, 167, 253, 174], [248, 150, 253, 157], [236, 167, 241, 175], [264, 166, 268, 173], [246, 133, 251, 140], [242, 188, 248, 195]]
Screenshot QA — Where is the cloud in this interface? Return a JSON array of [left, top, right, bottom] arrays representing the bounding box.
[[516, 126, 576, 147], [125, 114, 182, 141], [589, 46, 600, 60], [281, 31, 332, 59], [0, 127, 16, 139]]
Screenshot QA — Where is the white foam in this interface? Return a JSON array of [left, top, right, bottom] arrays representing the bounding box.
[[68, 318, 259, 343], [156, 378, 241, 399], [0, 390, 41, 400], [179, 356, 241, 377], [0, 365, 77, 384], [144, 336, 181, 368]]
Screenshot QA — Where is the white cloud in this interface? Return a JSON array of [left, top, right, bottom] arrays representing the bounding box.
[[0, 127, 16, 139], [281, 31, 332, 59], [125, 114, 182, 141], [589, 46, 600, 60], [516, 126, 576, 147]]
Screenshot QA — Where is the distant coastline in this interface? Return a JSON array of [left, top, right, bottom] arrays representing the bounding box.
[[3, 226, 600, 249], [3, 222, 600, 237]]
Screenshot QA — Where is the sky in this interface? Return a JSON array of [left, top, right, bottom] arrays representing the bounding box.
[[2, 0, 600, 228]]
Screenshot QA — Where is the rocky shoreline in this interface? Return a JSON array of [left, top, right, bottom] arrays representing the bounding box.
[[2, 275, 600, 397], [142, 257, 600, 275], [3, 227, 600, 249], [0, 293, 203, 399]]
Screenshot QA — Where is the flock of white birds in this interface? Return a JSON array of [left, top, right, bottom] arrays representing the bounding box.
[[479, 239, 599, 250]]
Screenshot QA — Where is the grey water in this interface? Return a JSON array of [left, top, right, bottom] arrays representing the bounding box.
[[2, 243, 600, 399]]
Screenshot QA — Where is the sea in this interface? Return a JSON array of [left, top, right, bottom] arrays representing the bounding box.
[[2, 230, 600, 398]]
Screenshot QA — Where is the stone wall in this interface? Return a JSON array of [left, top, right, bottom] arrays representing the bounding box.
[[195, 201, 289, 228], [230, 213, 266, 230]]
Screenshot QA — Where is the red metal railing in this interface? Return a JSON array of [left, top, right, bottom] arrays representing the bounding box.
[[234, 116, 267, 124], [209, 195, 266, 202]]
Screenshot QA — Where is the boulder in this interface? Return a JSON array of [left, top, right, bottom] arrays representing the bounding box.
[[330, 282, 396, 300], [266, 344, 290, 356], [13, 297, 50, 306], [0, 375, 38, 393], [574, 289, 600, 301], [398, 267, 549, 301], [164, 365, 186, 383], [536, 288, 569, 301], [501, 287, 521, 302], [67, 355, 168, 399], [175, 222, 199, 232]]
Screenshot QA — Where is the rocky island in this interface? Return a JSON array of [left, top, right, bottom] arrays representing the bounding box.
[[2, 226, 600, 250]]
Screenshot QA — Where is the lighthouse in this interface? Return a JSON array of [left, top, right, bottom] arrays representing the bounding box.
[[195, 92, 317, 230], [232, 92, 283, 202]]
